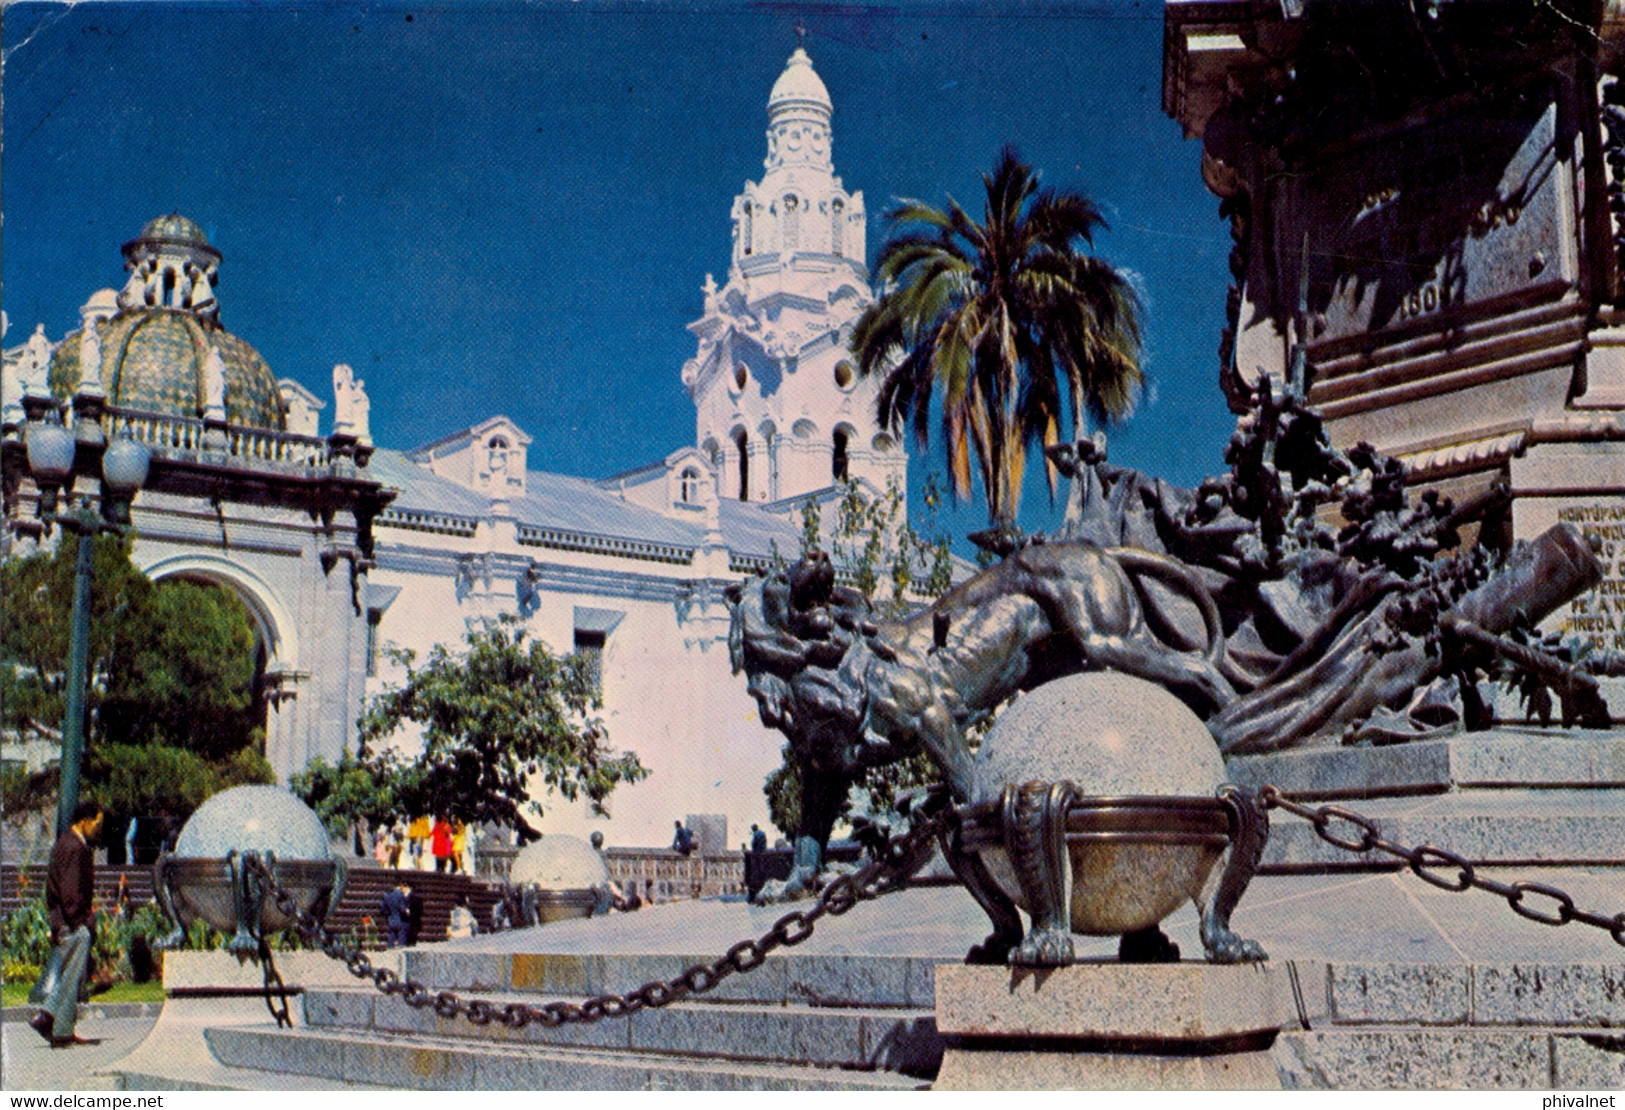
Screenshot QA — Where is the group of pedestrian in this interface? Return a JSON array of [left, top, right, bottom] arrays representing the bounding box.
[[371, 815, 474, 873], [378, 883, 481, 947]]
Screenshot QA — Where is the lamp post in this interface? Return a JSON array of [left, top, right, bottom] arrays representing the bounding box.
[[21, 415, 150, 837]]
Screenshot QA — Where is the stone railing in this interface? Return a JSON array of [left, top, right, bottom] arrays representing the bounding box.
[[105, 407, 209, 453], [456, 842, 745, 901], [103, 406, 342, 470], [604, 848, 744, 900]]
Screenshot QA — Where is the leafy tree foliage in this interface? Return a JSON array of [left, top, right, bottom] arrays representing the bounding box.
[[290, 747, 421, 839], [852, 145, 1143, 534], [351, 617, 647, 842], [762, 477, 954, 839], [1, 535, 271, 822]]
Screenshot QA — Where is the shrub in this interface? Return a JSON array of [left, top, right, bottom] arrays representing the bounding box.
[[0, 899, 51, 979]]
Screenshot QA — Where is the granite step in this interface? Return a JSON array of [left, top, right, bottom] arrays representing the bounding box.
[[302, 985, 943, 1074], [1270, 961, 1625, 1089], [1275, 1026, 1625, 1089], [203, 1023, 929, 1091], [397, 947, 939, 1008], [1321, 962, 1625, 1027], [1255, 787, 1625, 869]]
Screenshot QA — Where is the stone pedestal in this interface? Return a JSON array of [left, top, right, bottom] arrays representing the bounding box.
[[932, 961, 1325, 1090]]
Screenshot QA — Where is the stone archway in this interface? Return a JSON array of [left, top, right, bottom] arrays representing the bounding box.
[[137, 553, 302, 776]]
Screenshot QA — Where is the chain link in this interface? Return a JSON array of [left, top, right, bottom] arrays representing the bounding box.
[[244, 811, 946, 1030], [1259, 785, 1625, 947]]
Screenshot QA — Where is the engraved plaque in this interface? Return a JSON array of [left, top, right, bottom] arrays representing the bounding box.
[[1273, 90, 1573, 343]]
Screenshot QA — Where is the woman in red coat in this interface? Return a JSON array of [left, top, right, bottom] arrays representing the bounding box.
[[430, 816, 453, 873]]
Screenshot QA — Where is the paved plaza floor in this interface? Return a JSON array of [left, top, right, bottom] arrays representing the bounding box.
[[2, 863, 1619, 1091]]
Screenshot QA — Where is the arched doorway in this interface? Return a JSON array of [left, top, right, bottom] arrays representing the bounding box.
[[137, 554, 299, 771]]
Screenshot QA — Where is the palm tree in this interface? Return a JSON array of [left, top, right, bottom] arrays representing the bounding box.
[[851, 146, 1143, 550]]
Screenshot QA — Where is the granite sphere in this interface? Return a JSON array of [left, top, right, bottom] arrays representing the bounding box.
[[971, 671, 1225, 803], [511, 834, 609, 889], [970, 672, 1229, 937], [164, 785, 339, 935], [173, 785, 333, 861]]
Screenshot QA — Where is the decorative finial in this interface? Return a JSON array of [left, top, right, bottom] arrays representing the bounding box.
[[795, 20, 807, 47]]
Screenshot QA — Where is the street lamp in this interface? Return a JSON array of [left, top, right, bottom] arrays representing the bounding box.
[[21, 414, 150, 837]]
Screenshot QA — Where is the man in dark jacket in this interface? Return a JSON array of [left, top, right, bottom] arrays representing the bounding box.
[[29, 800, 104, 1047], [380, 881, 412, 948]]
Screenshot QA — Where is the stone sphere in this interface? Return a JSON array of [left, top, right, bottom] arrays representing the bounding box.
[[969, 672, 1229, 937], [163, 786, 339, 935], [971, 671, 1225, 804], [511, 834, 609, 890], [174, 785, 334, 861]]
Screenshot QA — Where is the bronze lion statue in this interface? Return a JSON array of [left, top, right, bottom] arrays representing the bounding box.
[[726, 541, 1235, 897]]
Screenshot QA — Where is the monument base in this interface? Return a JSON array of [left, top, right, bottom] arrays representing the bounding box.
[[931, 961, 1325, 1091]]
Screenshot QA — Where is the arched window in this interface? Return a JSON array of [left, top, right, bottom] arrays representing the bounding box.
[[832, 428, 849, 482], [487, 435, 510, 478], [834, 360, 855, 390], [831, 199, 844, 257], [679, 466, 701, 503], [783, 195, 800, 251], [734, 428, 750, 501], [741, 203, 753, 256]]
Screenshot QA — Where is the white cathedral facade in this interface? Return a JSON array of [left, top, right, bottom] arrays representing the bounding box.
[[1, 48, 906, 848]]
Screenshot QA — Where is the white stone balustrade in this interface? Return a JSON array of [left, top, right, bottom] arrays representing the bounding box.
[[102, 405, 338, 469]]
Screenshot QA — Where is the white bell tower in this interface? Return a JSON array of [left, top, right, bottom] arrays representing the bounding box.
[[682, 46, 905, 508]]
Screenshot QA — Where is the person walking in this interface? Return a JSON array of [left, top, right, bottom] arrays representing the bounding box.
[[430, 816, 453, 873], [381, 881, 412, 948], [28, 800, 105, 1048], [450, 821, 467, 875], [406, 814, 430, 869], [750, 824, 768, 853]]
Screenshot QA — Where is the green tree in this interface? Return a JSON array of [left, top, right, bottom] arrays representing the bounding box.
[[851, 145, 1143, 543], [101, 577, 258, 760], [0, 536, 271, 822], [290, 747, 421, 839], [761, 476, 954, 840], [800, 476, 953, 618], [356, 616, 647, 842]]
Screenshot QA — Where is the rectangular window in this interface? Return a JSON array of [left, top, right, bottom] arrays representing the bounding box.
[[574, 628, 606, 692], [366, 609, 383, 677]]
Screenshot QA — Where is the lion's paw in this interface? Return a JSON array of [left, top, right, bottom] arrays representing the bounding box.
[[1203, 929, 1268, 964], [1009, 926, 1075, 968]]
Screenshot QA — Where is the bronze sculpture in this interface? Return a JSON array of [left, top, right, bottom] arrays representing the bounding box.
[[727, 378, 1608, 965]]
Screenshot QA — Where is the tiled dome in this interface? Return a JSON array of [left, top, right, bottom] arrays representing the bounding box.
[[48, 309, 284, 429]]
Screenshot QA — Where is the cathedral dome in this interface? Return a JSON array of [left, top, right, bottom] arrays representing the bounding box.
[[132, 213, 213, 250], [768, 48, 832, 120], [45, 214, 285, 429], [47, 309, 284, 429]]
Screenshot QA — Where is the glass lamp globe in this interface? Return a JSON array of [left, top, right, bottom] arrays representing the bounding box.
[[100, 438, 150, 495], [24, 422, 75, 485]]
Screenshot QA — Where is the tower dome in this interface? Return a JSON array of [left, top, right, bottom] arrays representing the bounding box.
[[768, 47, 832, 121], [47, 216, 284, 429], [764, 47, 834, 173]]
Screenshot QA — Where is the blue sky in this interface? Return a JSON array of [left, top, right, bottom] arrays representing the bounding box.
[[3, 0, 1235, 548]]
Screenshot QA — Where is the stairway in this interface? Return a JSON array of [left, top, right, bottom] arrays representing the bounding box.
[[111, 939, 938, 1091], [1, 862, 502, 946]]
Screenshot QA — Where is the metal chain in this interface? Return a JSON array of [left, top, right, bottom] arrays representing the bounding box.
[[243, 812, 946, 1029], [1258, 785, 1625, 946]]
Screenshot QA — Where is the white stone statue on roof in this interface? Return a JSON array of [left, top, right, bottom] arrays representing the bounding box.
[[203, 345, 227, 420], [77, 322, 104, 397], [332, 363, 370, 443]]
